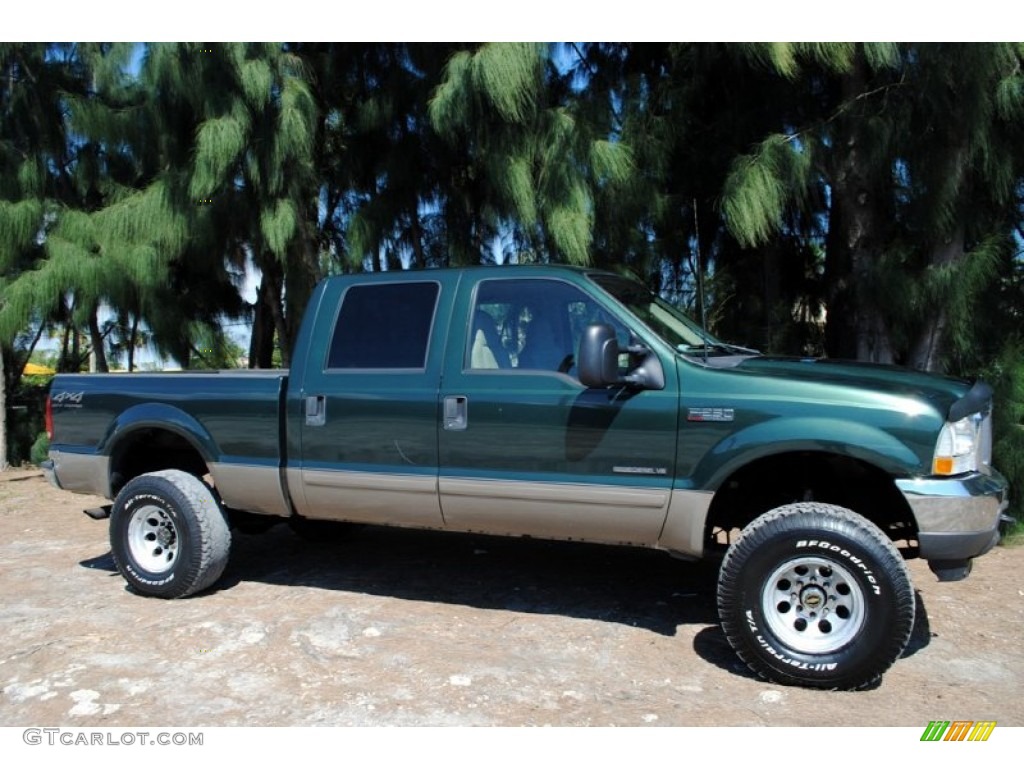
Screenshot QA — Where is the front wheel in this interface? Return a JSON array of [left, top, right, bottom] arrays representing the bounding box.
[[109, 470, 231, 598], [717, 502, 915, 690]]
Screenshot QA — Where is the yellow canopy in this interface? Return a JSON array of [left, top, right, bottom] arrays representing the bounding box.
[[23, 362, 56, 375]]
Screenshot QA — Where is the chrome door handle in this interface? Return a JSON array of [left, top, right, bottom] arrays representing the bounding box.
[[305, 395, 326, 426], [443, 395, 468, 431]]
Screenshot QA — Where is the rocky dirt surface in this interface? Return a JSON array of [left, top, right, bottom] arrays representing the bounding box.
[[2, 469, 1022, 727]]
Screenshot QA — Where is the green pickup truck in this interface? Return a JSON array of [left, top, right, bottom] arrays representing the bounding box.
[[44, 265, 1009, 690]]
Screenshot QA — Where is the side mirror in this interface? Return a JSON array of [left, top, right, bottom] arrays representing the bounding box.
[[578, 323, 666, 390], [578, 324, 623, 388]]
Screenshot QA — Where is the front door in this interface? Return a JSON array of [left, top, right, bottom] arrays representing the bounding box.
[[438, 275, 679, 545]]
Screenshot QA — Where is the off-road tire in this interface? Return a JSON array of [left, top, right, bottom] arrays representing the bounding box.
[[717, 502, 915, 690], [109, 470, 231, 598]]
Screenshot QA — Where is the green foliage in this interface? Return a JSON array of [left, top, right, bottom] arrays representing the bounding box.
[[0, 198, 44, 269], [976, 346, 1024, 527], [187, 323, 244, 369], [192, 116, 248, 198], [0, 42, 1022, 475], [430, 45, 545, 136], [30, 432, 49, 466], [3, 373, 48, 467], [472, 43, 544, 123], [261, 200, 298, 259], [723, 136, 807, 248], [1003, 519, 1024, 547]]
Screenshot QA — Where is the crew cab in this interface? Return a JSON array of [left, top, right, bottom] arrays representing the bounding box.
[[44, 265, 1010, 689]]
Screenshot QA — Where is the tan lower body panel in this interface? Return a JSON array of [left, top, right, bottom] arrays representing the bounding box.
[[438, 477, 670, 546], [50, 451, 111, 499], [209, 462, 291, 517], [656, 489, 713, 559], [296, 468, 443, 527], [286, 469, 714, 556]]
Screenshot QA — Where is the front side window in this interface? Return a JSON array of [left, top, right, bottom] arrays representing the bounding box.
[[468, 279, 628, 374], [327, 282, 439, 369]]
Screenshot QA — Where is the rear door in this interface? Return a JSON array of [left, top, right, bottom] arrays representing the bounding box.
[[291, 273, 459, 526], [438, 273, 680, 545]]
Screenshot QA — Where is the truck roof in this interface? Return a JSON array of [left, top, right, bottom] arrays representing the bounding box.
[[319, 263, 611, 285]]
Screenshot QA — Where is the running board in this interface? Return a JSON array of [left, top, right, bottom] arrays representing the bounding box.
[[83, 505, 112, 520]]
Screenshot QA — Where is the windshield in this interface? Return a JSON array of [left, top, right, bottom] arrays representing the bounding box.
[[587, 273, 754, 357]]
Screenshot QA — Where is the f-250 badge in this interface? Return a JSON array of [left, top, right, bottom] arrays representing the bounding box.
[[687, 407, 734, 422]]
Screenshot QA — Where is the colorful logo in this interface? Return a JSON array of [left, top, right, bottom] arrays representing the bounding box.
[[920, 721, 996, 742]]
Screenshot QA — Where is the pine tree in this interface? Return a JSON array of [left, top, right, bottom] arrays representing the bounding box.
[[720, 43, 1024, 368]]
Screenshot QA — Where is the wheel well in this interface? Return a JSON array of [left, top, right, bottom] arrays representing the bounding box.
[[109, 428, 210, 498], [704, 452, 918, 557]]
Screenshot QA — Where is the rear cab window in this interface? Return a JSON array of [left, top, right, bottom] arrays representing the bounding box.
[[327, 282, 440, 370]]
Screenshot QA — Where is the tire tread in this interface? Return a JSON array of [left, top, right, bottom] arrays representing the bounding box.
[[110, 470, 231, 599], [717, 502, 915, 690]]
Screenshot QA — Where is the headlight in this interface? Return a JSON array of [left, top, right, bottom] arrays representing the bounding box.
[[932, 415, 981, 475]]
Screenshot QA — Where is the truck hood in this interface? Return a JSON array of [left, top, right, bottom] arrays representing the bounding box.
[[733, 356, 972, 417]]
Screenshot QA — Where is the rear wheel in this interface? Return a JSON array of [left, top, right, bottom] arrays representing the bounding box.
[[717, 502, 914, 689], [110, 470, 231, 598]]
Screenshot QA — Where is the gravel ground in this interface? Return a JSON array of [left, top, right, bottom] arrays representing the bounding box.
[[2, 469, 1023, 728]]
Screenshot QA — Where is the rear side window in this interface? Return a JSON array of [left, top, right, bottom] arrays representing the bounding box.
[[327, 282, 439, 369]]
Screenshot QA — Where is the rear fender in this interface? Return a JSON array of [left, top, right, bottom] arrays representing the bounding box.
[[100, 403, 219, 466]]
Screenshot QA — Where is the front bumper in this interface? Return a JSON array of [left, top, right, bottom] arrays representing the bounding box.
[[896, 470, 1009, 570]]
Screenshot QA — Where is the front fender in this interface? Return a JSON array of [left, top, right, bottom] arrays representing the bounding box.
[[692, 416, 925, 491]]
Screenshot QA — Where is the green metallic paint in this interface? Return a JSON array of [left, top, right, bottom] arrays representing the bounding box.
[[436, 271, 680, 540], [47, 264, 1009, 569], [50, 372, 286, 503], [287, 270, 461, 523], [672, 359, 952, 490]]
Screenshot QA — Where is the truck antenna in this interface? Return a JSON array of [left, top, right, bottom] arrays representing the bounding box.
[[693, 198, 709, 364]]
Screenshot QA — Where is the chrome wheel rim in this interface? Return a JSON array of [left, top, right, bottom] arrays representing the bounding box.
[[126, 504, 179, 574], [761, 556, 866, 654]]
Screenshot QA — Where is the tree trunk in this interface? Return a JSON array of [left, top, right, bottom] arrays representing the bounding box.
[[409, 207, 426, 268], [824, 50, 894, 364], [260, 257, 291, 367], [15, 321, 47, 380], [58, 321, 72, 372], [128, 314, 139, 372], [248, 268, 277, 369], [907, 224, 966, 372], [759, 245, 782, 352], [284, 224, 321, 358], [88, 307, 109, 373], [0, 348, 8, 471], [70, 325, 81, 372]]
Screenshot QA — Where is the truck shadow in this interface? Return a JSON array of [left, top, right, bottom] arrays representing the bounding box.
[[691, 590, 932, 687], [78, 522, 933, 682], [217, 522, 722, 637]]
